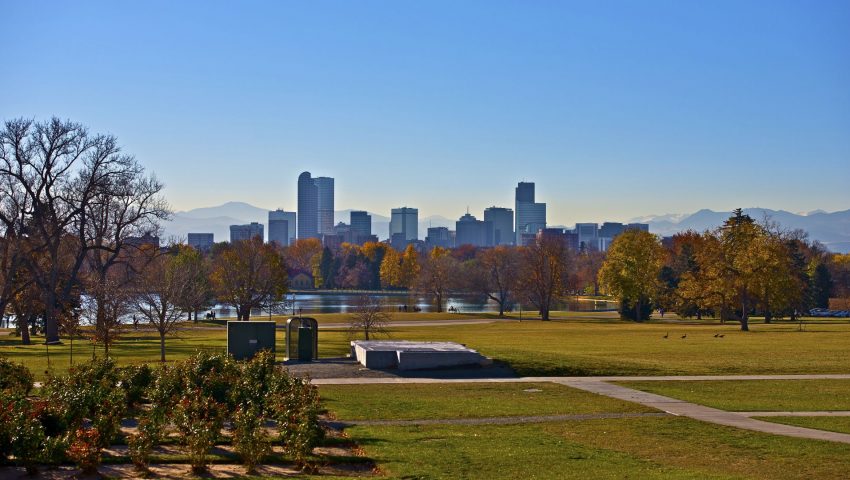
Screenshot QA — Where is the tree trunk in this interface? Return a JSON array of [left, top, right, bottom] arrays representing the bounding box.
[[635, 298, 642, 322], [19, 314, 31, 345], [435, 292, 443, 313], [364, 327, 369, 340], [160, 332, 166, 362], [43, 292, 60, 344]]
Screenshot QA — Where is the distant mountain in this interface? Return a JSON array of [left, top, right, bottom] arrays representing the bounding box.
[[629, 208, 850, 253], [177, 202, 269, 222]]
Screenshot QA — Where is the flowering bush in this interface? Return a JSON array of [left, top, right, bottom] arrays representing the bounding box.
[[173, 389, 224, 473], [0, 358, 34, 395], [66, 428, 101, 474]]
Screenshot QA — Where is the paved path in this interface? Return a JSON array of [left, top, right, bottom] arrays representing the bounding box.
[[738, 411, 850, 417], [314, 374, 850, 444], [311, 374, 850, 385], [329, 412, 669, 428]]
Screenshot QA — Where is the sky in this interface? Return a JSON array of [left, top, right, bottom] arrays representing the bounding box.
[[2, 1, 849, 225]]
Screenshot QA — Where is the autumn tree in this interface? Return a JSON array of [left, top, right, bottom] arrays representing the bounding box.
[[574, 249, 605, 296], [379, 247, 403, 289], [210, 237, 288, 321], [598, 230, 665, 321], [517, 235, 572, 320], [470, 246, 520, 317], [415, 247, 458, 313], [172, 246, 212, 321]]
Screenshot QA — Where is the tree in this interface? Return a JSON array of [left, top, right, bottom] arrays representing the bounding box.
[[473, 246, 520, 317], [348, 295, 391, 340], [518, 235, 572, 320], [209, 238, 288, 321], [171, 246, 212, 322], [574, 249, 605, 296], [400, 245, 420, 289], [284, 238, 322, 273], [415, 247, 458, 313], [598, 230, 665, 321], [0, 118, 169, 344], [379, 247, 403, 289], [134, 246, 196, 361], [810, 263, 833, 309]]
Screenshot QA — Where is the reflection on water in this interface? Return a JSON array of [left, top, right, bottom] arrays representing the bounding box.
[[206, 293, 617, 319]]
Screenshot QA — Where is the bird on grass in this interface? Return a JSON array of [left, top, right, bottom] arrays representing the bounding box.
[[681, 334, 687, 339], [714, 333, 719, 338], [718, 334, 725, 338], [663, 332, 669, 339]]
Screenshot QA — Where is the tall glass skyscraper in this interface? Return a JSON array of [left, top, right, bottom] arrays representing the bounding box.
[[515, 181, 546, 244], [297, 172, 319, 239], [297, 172, 334, 240], [268, 209, 296, 246]]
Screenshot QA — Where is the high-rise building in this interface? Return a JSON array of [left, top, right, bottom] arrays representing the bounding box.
[[390, 207, 418, 250], [230, 222, 264, 242], [576, 223, 599, 251], [626, 223, 650, 232], [455, 213, 494, 247], [515, 182, 546, 244], [350, 211, 372, 243], [297, 172, 319, 239], [187, 233, 214, 252], [315, 176, 335, 236], [599, 222, 625, 239], [484, 207, 514, 245], [425, 227, 453, 249], [268, 210, 296, 246]]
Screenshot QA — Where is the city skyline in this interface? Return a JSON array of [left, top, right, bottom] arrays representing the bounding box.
[[2, 1, 848, 225]]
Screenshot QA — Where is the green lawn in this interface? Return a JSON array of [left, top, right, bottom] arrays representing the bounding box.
[[346, 417, 850, 479], [319, 382, 653, 421], [336, 320, 850, 376], [755, 416, 850, 435], [616, 380, 850, 411], [4, 314, 850, 380]]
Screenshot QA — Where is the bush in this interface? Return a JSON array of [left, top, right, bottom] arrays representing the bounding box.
[[232, 404, 271, 473], [66, 428, 101, 474], [173, 389, 224, 473], [270, 377, 324, 470], [118, 364, 154, 408], [127, 415, 163, 471], [3, 396, 48, 475], [0, 358, 34, 395]]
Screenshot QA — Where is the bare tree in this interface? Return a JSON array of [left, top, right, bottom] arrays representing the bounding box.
[[415, 247, 458, 313], [348, 295, 391, 340], [471, 246, 520, 317], [133, 246, 194, 362]]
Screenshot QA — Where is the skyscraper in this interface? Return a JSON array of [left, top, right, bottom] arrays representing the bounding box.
[[576, 223, 599, 251], [455, 213, 494, 247], [230, 222, 264, 242], [268, 210, 296, 246], [390, 207, 418, 250], [315, 176, 335, 236], [350, 211, 372, 242], [484, 207, 514, 245], [297, 172, 319, 239], [515, 182, 546, 244], [187, 233, 214, 252]]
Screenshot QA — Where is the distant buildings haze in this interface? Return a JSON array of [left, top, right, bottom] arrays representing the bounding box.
[[230, 222, 263, 242]]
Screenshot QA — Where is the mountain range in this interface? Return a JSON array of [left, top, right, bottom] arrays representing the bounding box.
[[163, 202, 850, 253]]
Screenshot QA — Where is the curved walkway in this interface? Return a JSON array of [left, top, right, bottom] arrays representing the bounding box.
[[313, 374, 850, 444], [329, 412, 669, 428]]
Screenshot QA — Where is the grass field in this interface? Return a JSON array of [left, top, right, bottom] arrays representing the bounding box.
[[346, 417, 850, 479], [615, 380, 850, 411], [319, 382, 653, 421], [4, 313, 850, 380], [756, 416, 850, 435]]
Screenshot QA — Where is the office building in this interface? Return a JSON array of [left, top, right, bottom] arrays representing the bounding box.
[[389, 207, 418, 249], [515, 182, 546, 244], [315, 176, 335, 236], [268, 210, 296, 246], [230, 222, 264, 242], [576, 223, 599, 251], [425, 227, 453, 249], [455, 213, 494, 247], [627, 223, 650, 232], [350, 211, 372, 243], [297, 172, 319, 239], [126, 233, 160, 249], [484, 207, 514, 245], [599, 222, 625, 239], [187, 233, 214, 252]]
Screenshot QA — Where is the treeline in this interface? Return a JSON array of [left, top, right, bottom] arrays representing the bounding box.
[[599, 209, 850, 329]]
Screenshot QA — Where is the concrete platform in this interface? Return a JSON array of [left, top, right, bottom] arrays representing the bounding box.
[[351, 340, 490, 370]]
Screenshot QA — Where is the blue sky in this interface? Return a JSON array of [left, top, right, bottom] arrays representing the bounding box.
[[2, 1, 848, 225]]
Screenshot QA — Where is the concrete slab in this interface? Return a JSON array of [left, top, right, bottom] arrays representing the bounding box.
[[351, 340, 489, 370]]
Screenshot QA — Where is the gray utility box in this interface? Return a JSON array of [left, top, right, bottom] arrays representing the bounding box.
[[286, 317, 318, 361], [227, 321, 276, 360]]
